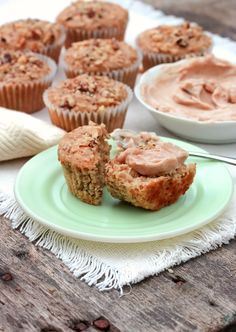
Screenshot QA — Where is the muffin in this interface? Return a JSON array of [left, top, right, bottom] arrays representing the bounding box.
[[137, 22, 212, 71], [106, 131, 196, 210], [43, 74, 133, 132], [0, 50, 57, 113], [58, 122, 110, 205], [0, 19, 65, 62], [56, 1, 128, 48], [62, 38, 141, 88]]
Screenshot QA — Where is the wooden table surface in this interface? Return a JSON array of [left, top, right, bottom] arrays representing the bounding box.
[[1, 1, 236, 332]]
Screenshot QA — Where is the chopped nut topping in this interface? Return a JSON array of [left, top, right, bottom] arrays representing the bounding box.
[[137, 22, 212, 56], [0, 50, 50, 83], [56, 1, 128, 31], [0, 19, 63, 53], [47, 74, 128, 112], [64, 38, 138, 73]]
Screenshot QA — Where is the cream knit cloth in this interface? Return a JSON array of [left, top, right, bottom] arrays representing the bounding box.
[[0, 108, 65, 161]]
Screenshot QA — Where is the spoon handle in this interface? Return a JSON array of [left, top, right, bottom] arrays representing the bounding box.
[[189, 152, 236, 166]]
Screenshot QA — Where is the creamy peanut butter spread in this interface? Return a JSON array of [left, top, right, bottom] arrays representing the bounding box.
[[47, 74, 128, 113], [64, 38, 138, 72], [116, 141, 188, 176], [142, 55, 236, 122], [137, 22, 212, 56], [0, 50, 50, 84], [57, 1, 128, 31], [0, 19, 63, 53]]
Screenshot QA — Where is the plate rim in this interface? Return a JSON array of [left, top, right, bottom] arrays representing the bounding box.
[[14, 138, 234, 243]]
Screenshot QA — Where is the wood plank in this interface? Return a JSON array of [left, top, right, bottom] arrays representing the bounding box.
[[1, 216, 236, 331]]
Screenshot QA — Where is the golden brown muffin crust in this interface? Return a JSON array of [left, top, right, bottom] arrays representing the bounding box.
[[56, 1, 128, 31], [137, 22, 212, 56], [0, 50, 50, 84], [0, 19, 63, 53], [47, 74, 128, 113], [64, 38, 138, 72]]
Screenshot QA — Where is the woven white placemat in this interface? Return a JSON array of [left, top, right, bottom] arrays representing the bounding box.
[[0, 0, 236, 293]]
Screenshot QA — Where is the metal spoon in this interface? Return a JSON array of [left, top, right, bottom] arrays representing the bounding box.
[[189, 151, 236, 166]]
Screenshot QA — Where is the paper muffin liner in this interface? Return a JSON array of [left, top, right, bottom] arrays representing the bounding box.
[[42, 26, 66, 63], [64, 25, 127, 48], [0, 54, 57, 114], [62, 49, 142, 89], [140, 45, 213, 72], [43, 85, 133, 133]]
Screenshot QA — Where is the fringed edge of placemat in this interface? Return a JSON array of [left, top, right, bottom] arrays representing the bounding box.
[[1, 191, 236, 294]]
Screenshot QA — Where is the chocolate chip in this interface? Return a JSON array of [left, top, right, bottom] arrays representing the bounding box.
[[171, 275, 186, 284], [65, 16, 72, 21], [87, 9, 95, 18], [93, 317, 110, 331], [176, 38, 188, 48], [0, 37, 6, 43], [3, 53, 12, 63], [68, 319, 89, 331], [1, 272, 13, 281]]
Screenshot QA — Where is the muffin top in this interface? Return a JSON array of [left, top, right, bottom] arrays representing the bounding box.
[[46, 74, 129, 113], [56, 1, 128, 31], [58, 122, 109, 167], [64, 38, 138, 73], [0, 50, 51, 84], [137, 22, 212, 56], [0, 19, 64, 53]]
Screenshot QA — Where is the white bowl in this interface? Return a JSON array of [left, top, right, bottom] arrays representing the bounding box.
[[135, 60, 236, 144]]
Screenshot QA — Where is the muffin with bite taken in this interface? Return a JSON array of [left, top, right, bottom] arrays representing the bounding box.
[[58, 122, 110, 205], [56, 1, 128, 48], [43, 74, 132, 132], [0, 19, 65, 62], [137, 22, 212, 71], [106, 130, 196, 211], [62, 38, 141, 88]]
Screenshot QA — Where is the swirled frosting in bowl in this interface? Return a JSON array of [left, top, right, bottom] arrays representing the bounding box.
[[141, 55, 236, 122]]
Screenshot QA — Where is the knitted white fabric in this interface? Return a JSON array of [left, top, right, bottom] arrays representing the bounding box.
[[0, 108, 65, 161]]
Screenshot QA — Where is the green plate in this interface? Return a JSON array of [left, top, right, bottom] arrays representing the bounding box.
[[14, 138, 233, 243]]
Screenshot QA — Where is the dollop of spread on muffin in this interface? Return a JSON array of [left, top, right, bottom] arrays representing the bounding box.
[[0, 19, 63, 53], [57, 1, 128, 30], [115, 141, 188, 176], [0, 50, 50, 84], [137, 22, 212, 55], [64, 38, 138, 72], [47, 74, 128, 113], [142, 55, 236, 122]]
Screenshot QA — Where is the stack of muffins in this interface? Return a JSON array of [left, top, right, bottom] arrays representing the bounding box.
[[0, 0, 212, 131]]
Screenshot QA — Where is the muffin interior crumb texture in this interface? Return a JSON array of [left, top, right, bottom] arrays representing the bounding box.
[[105, 130, 196, 210], [58, 122, 110, 205], [0, 50, 50, 83], [137, 22, 212, 55], [65, 38, 138, 72], [47, 74, 128, 113], [0, 19, 63, 52]]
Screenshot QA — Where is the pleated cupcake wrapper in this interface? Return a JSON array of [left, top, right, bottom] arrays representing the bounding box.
[[64, 25, 127, 48], [140, 45, 213, 71], [43, 85, 133, 132], [0, 54, 57, 114], [41, 27, 66, 63], [62, 50, 142, 89]]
